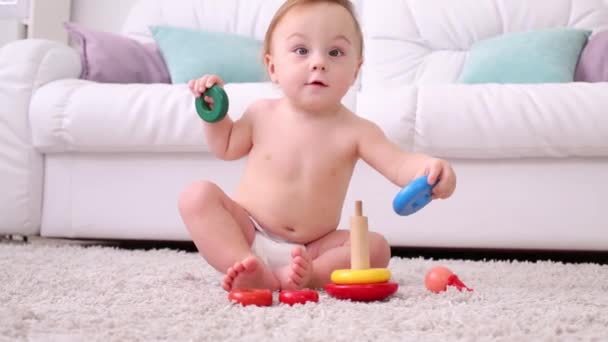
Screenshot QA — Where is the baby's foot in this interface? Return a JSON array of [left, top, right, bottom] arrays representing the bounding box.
[[222, 255, 279, 292], [275, 247, 314, 290]]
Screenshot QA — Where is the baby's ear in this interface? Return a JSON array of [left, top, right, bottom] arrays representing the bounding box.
[[264, 54, 278, 84], [353, 58, 364, 84]]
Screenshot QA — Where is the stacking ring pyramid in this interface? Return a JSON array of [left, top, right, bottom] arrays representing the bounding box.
[[324, 201, 398, 302]]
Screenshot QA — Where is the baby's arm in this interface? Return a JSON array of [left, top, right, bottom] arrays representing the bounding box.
[[356, 120, 429, 186], [357, 119, 456, 199], [188, 75, 253, 160]]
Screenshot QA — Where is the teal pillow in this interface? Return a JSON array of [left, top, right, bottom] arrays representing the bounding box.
[[459, 28, 591, 84], [150, 26, 266, 84]]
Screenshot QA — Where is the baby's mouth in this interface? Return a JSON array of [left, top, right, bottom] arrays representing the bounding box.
[[307, 80, 328, 87]]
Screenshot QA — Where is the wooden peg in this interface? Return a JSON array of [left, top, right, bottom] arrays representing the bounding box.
[[350, 200, 370, 270]]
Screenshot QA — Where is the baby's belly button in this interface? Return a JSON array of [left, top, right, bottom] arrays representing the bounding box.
[[278, 226, 298, 237], [286, 224, 333, 238], [275, 225, 306, 238]]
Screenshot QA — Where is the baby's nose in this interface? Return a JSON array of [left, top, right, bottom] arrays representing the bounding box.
[[312, 64, 326, 71], [310, 55, 327, 71]]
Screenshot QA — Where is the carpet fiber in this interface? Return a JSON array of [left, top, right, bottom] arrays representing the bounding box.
[[1, 243, 607, 341]]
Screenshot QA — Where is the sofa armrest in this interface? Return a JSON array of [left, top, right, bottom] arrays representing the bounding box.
[[1, 39, 81, 88], [0, 39, 81, 236]]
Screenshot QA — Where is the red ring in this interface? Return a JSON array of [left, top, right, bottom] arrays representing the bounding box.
[[279, 289, 319, 305], [228, 288, 273, 306], [324, 282, 398, 302]]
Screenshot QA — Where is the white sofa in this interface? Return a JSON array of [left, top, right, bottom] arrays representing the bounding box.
[[1, 0, 607, 251]]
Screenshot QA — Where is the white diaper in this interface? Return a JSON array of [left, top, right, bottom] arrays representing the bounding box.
[[249, 216, 305, 270]]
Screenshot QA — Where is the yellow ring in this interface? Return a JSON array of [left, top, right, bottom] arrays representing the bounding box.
[[330, 268, 391, 285]]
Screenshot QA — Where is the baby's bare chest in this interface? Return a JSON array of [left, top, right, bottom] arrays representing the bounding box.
[[251, 126, 357, 179]]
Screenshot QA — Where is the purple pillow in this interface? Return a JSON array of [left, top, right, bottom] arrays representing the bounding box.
[[574, 30, 608, 82], [64, 22, 171, 84]]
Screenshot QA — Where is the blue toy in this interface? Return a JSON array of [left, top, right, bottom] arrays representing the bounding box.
[[392, 175, 437, 216]]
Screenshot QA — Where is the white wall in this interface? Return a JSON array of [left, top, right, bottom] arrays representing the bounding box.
[[70, 0, 138, 33], [0, 19, 24, 46], [1, 0, 132, 47], [0, 0, 28, 46]]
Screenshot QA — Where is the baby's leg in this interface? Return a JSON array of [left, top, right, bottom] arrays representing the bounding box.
[[178, 180, 279, 291], [305, 230, 391, 289]]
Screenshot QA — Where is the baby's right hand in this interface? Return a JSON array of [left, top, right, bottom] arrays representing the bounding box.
[[188, 74, 225, 108]]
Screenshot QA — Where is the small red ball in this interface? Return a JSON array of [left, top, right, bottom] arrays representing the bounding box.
[[425, 266, 454, 293]]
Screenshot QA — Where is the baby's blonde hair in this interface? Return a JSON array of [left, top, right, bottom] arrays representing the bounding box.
[[263, 0, 364, 58]]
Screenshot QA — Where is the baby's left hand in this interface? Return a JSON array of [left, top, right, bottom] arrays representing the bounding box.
[[415, 158, 456, 199]]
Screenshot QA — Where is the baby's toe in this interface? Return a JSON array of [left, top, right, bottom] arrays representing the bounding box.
[[232, 262, 246, 273], [226, 266, 238, 278], [291, 246, 305, 258], [292, 261, 307, 278], [222, 276, 233, 291], [289, 269, 303, 284], [292, 258, 305, 272], [241, 256, 260, 271], [221, 281, 230, 291]]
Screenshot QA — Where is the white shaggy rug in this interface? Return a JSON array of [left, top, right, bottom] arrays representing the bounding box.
[[1, 243, 607, 341]]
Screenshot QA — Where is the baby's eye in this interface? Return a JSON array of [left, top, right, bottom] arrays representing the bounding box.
[[294, 47, 308, 55], [329, 48, 344, 57]]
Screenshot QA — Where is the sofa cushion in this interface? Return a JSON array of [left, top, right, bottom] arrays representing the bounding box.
[[356, 83, 608, 158], [575, 30, 608, 82], [150, 26, 266, 84], [361, 0, 608, 87], [459, 28, 591, 84], [64, 22, 171, 84], [29, 82, 358, 153]]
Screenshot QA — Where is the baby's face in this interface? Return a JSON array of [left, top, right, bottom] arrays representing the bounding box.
[[265, 2, 362, 112]]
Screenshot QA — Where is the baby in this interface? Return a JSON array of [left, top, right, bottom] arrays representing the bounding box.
[[178, 0, 456, 292]]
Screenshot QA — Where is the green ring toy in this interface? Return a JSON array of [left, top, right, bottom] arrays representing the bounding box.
[[195, 85, 229, 123]]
